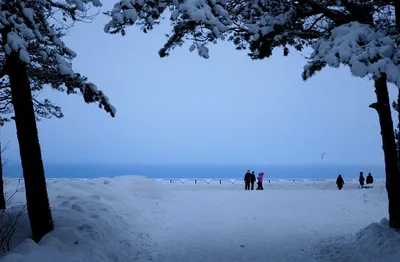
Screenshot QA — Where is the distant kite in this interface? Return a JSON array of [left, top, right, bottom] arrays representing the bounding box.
[[321, 153, 326, 160]]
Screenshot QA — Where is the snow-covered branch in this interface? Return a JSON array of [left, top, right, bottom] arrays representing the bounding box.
[[105, 0, 325, 58], [0, 0, 116, 117], [303, 22, 400, 87], [104, 0, 400, 87]]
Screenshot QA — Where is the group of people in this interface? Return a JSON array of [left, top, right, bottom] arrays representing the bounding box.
[[244, 170, 264, 190], [243, 169, 375, 191], [336, 172, 374, 190]]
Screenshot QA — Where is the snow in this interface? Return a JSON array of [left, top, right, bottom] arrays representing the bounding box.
[[18, 49, 30, 63], [197, 45, 209, 59], [4, 32, 27, 55], [80, 83, 117, 117], [66, 0, 102, 12], [123, 9, 138, 23], [21, 8, 35, 23], [56, 55, 74, 76], [1, 176, 399, 262], [304, 22, 400, 86], [1, 176, 169, 262]]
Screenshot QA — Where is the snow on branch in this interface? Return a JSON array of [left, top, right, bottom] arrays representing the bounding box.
[[104, 0, 171, 35], [64, 74, 116, 117], [79, 83, 116, 117], [0, 0, 116, 117], [105, 0, 237, 58], [105, 0, 311, 58], [303, 22, 400, 86]]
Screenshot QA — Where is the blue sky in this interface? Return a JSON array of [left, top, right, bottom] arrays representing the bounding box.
[[1, 3, 397, 166]]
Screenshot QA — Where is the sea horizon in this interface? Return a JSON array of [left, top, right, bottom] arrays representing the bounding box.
[[3, 163, 386, 180]]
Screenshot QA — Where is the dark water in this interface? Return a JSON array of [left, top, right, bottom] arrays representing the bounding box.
[[3, 164, 385, 179]]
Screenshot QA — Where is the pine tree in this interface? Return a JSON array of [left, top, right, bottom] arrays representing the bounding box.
[[0, 0, 114, 242], [105, 0, 400, 228]]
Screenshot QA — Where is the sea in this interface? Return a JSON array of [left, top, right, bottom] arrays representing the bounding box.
[[3, 164, 386, 180]]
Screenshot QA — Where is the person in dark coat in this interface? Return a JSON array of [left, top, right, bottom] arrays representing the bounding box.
[[250, 171, 256, 190], [359, 172, 365, 187], [336, 174, 344, 190], [244, 170, 251, 190], [366, 173, 374, 185]]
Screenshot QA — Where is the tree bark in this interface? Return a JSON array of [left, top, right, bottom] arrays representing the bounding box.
[[397, 89, 400, 160], [369, 74, 400, 229], [0, 141, 5, 210], [5, 50, 54, 242]]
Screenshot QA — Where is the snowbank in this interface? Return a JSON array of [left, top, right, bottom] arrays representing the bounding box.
[[0, 176, 171, 262], [0, 175, 396, 262], [312, 217, 400, 262], [355, 218, 400, 262]]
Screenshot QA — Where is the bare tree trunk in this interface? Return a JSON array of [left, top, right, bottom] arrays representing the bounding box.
[[396, 89, 400, 160], [5, 50, 54, 242], [0, 141, 5, 210], [370, 74, 400, 229]]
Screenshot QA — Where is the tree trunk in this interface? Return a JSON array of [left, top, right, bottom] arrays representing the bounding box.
[[0, 141, 5, 210], [370, 74, 400, 229], [5, 50, 54, 242], [397, 89, 400, 160], [397, 89, 400, 177]]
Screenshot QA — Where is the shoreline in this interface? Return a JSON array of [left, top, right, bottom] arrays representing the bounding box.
[[4, 175, 386, 184]]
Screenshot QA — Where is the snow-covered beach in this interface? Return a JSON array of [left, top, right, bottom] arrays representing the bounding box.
[[1, 176, 399, 262]]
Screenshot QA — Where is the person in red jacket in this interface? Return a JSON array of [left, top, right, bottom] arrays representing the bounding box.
[[256, 172, 264, 190]]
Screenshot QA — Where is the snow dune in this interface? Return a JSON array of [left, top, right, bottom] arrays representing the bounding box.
[[2, 176, 171, 262], [1, 176, 399, 262]]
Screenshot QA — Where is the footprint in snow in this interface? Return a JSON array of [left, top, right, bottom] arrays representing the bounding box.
[[60, 200, 70, 207], [71, 203, 84, 212], [68, 196, 79, 200], [90, 194, 101, 200]]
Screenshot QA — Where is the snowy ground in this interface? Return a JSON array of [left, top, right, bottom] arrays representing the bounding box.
[[0, 176, 399, 262]]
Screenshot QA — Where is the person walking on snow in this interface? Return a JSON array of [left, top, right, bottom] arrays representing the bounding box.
[[366, 173, 374, 185], [244, 170, 251, 190], [359, 172, 365, 187], [250, 171, 256, 190], [256, 172, 264, 190], [336, 174, 344, 190]]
